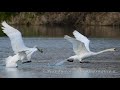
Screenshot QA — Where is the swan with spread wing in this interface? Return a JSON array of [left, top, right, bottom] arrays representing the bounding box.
[[64, 30, 116, 63], [1, 21, 43, 68]]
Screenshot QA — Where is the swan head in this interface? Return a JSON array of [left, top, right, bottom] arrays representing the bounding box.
[[34, 45, 43, 53], [107, 48, 116, 51], [37, 47, 43, 53]]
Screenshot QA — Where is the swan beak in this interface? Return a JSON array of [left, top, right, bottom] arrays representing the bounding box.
[[113, 48, 116, 51], [37, 48, 43, 53]]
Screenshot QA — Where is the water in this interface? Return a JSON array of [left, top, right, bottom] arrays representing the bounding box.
[[2, 25, 120, 38], [1, 25, 120, 78]]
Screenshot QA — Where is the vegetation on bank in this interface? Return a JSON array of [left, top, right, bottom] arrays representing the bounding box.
[[0, 12, 120, 27]]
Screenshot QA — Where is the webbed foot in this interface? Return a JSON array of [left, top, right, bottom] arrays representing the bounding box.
[[80, 61, 90, 63], [22, 61, 32, 64], [67, 59, 74, 62]]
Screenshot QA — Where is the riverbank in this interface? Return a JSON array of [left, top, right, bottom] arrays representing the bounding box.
[[1, 12, 120, 27]]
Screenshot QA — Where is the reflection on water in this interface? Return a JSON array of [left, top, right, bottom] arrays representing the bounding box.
[[80, 26, 120, 38], [5, 68, 19, 78], [13, 25, 74, 37], [4, 68, 33, 78], [72, 68, 90, 78], [1, 25, 120, 38], [71, 67, 116, 78]]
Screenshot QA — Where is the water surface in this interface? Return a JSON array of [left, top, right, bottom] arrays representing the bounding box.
[[0, 25, 120, 78]]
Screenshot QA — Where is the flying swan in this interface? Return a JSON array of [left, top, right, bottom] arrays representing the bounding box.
[[1, 21, 43, 68], [64, 30, 116, 63]]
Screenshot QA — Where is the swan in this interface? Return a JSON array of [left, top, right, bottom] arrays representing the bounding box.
[[1, 21, 43, 68], [64, 30, 116, 63]]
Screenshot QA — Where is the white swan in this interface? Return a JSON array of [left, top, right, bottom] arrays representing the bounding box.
[[1, 21, 43, 68], [64, 30, 116, 63]]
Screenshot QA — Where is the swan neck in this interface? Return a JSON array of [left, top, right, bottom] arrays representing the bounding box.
[[95, 49, 113, 55]]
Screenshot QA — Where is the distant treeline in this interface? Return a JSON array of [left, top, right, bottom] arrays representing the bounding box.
[[0, 12, 120, 27]]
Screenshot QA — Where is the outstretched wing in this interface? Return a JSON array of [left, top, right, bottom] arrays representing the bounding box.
[[1, 21, 28, 54], [73, 30, 90, 52], [64, 35, 89, 55]]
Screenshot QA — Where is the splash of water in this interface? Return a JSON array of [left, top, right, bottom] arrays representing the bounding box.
[[55, 60, 67, 66], [5, 54, 19, 68]]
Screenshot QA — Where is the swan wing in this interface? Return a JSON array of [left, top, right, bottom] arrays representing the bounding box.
[[64, 35, 89, 55], [1, 21, 28, 54], [73, 30, 90, 52]]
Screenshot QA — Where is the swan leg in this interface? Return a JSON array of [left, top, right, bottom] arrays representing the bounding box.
[[22, 53, 32, 64], [79, 59, 90, 63], [67, 59, 74, 62], [22, 60, 32, 64], [67, 55, 78, 62], [80, 61, 90, 63]]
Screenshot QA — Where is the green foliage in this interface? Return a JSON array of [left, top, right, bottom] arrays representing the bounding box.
[[0, 28, 5, 36], [0, 12, 19, 36], [0, 12, 17, 21]]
